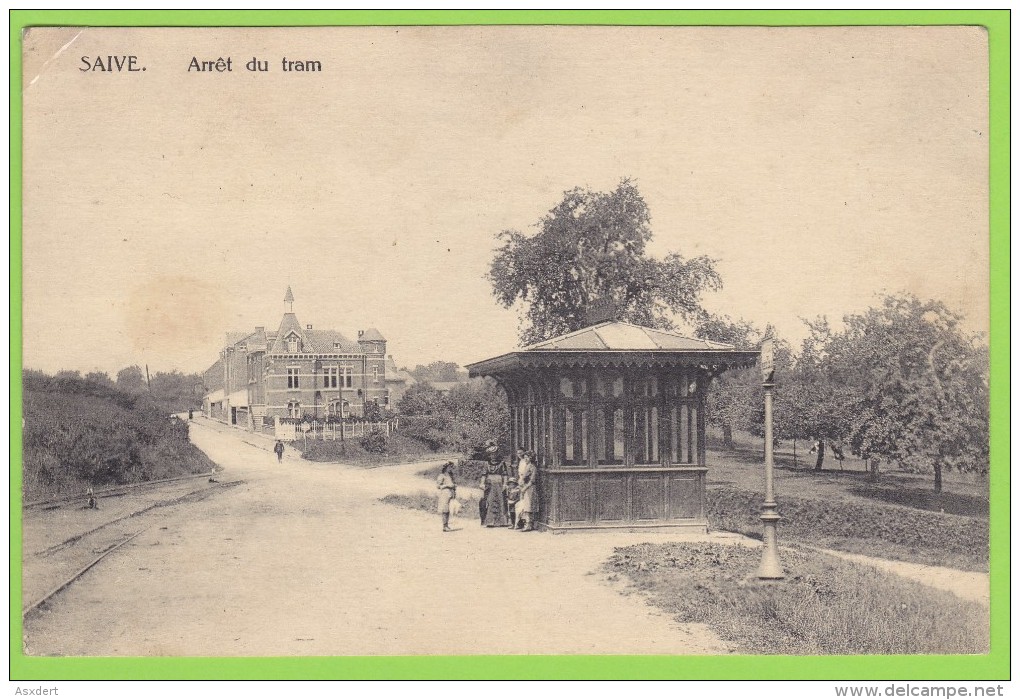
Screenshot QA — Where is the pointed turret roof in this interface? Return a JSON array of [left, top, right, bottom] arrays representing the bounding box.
[[359, 328, 387, 342]]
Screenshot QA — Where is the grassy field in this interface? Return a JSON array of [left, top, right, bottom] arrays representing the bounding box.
[[704, 431, 989, 572], [605, 541, 988, 655]]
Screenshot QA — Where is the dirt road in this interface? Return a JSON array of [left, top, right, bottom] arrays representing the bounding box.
[[23, 420, 739, 656]]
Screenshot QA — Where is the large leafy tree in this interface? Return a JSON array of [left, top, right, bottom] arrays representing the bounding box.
[[817, 294, 989, 492], [488, 179, 722, 345], [116, 365, 147, 393], [777, 318, 861, 471]]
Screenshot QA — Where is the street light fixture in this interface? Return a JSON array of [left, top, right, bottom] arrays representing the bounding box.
[[758, 336, 784, 580]]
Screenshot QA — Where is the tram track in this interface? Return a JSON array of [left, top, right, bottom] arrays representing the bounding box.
[[33, 479, 246, 557], [24, 470, 220, 511], [22, 466, 247, 620], [22, 528, 149, 618]]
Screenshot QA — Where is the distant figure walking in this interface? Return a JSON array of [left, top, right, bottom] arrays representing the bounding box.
[[436, 461, 457, 532], [516, 449, 538, 532], [188, 409, 194, 421], [274, 440, 285, 463]]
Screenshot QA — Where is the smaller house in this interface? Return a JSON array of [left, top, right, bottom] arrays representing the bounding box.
[[384, 355, 416, 406]]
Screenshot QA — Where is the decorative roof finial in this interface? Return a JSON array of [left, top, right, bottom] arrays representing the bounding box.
[[583, 297, 621, 326], [284, 285, 295, 313]]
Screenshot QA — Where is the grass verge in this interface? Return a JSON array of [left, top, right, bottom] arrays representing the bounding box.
[[605, 542, 988, 655], [418, 459, 490, 486], [379, 491, 481, 521]]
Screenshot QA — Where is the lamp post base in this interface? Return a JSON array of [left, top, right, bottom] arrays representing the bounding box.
[[757, 505, 785, 580]]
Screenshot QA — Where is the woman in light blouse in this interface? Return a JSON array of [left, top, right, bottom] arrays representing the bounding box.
[[436, 461, 457, 532]]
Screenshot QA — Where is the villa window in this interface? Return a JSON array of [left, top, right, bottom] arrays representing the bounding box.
[[287, 367, 300, 389], [323, 366, 338, 388]]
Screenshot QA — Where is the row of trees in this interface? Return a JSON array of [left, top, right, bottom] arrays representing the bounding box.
[[486, 179, 990, 493], [698, 297, 989, 492]]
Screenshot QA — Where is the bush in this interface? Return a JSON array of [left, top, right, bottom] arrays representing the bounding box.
[[396, 414, 452, 451], [299, 433, 441, 465], [360, 429, 388, 454], [395, 378, 508, 454], [22, 388, 215, 501]]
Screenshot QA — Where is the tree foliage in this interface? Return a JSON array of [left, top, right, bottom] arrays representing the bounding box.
[[697, 295, 988, 491], [696, 314, 793, 449], [815, 294, 989, 492], [396, 379, 508, 453], [488, 179, 722, 345], [116, 365, 147, 393], [407, 361, 462, 383]]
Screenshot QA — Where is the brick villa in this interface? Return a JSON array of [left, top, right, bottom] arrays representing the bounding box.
[[202, 287, 409, 426]]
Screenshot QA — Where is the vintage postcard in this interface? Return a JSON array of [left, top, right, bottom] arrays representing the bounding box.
[[14, 17, 1005, 679]]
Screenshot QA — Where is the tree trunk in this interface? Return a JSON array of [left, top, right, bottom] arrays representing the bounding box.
[[722, 424, 734, 450], [814, 439, 825, 471], [869, 457, 881, 482], [934, 461, 943, 494]]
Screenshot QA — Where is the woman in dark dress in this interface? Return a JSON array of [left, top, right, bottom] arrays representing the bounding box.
[[479, 440, 509, 527]]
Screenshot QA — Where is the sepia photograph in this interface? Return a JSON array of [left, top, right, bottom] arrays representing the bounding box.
[[13, 14, 1006, 679]]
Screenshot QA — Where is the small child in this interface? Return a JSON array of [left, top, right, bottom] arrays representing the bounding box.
[[505, 478, 521, 529]]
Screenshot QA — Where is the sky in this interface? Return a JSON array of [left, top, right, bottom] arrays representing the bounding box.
[[21, 25, 989, 376]]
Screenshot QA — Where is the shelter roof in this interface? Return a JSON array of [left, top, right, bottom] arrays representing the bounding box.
[[468, 321, 760, 376], [523, 321, 737, 352]]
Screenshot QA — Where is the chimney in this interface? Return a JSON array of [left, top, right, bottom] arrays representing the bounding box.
[[306, 324, 313, 330], [358, 330, 364, 338], [255, 326, 265, 333]]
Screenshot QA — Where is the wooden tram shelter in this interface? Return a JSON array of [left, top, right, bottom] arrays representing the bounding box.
[[467, 321, 759, 531]]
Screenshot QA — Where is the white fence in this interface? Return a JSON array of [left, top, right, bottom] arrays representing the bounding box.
[[257, 419, 399, 441]]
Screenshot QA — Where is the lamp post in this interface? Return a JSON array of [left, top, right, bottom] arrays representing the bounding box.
[[758, 336, 784, 580]]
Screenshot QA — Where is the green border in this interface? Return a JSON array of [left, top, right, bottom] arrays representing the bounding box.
[[9, 9, 1010, 681]]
